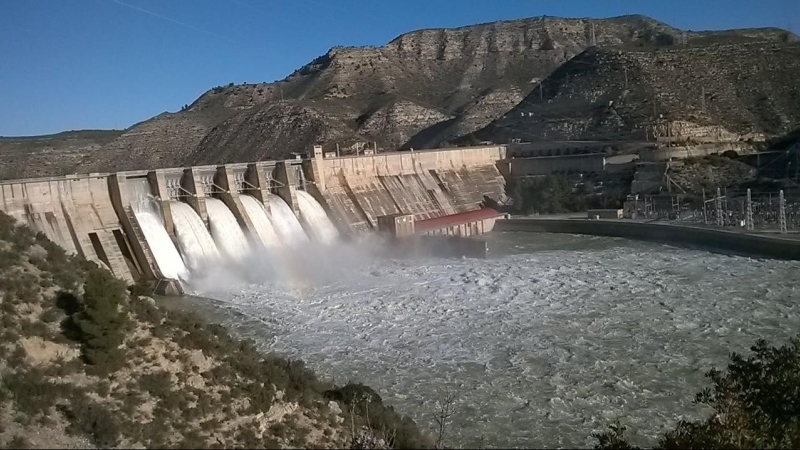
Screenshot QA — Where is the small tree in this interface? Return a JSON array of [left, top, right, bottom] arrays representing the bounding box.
[[72, 266, 129, 373], [432, 392, 457, 449], [595, 336, 800, 449]]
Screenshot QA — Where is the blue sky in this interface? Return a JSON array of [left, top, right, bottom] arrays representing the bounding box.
[[0, 0, 796, 136]]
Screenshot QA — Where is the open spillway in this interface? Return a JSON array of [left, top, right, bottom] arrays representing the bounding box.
[[240, 195, 281, 248], [267, 193, 309, 246], [127, 178, 188, 281], [205, 198, 251, 261], [134, 211, 189, 281], [295, 190, 338, 244], [170, 201, 221, 273]]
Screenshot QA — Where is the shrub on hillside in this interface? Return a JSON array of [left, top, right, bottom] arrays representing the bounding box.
[[69, 266, 130, 373], [595, 336, 800, 449]]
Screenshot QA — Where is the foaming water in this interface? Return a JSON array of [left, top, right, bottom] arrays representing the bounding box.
[[170, 201, 221, 273], [205, 198, 251, 261], [267, 193, 309, 246], [190, 233, 800, 448], [240, 195, 282, 248], [295, 190, 338, 244], [127, 178, 188, 281], [134, 211, 189, 280]]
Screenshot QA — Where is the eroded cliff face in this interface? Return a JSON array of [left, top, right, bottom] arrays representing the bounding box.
[[473, 41, 800, 145], [2, 15, 796, 178]]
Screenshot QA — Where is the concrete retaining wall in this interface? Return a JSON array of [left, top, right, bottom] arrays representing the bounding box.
[[306, 146, 507, 234], [0, 175, 136, 282], [495, 218, 800, 260]]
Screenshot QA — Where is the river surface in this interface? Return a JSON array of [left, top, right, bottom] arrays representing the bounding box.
[[169, 232, 800, 448]]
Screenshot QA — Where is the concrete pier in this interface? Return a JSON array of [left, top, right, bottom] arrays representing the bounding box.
[[107, 174, 158, 280], [213, 164, 257, 239], [181, 166, 214, 225], [274, 161, 300, 216]]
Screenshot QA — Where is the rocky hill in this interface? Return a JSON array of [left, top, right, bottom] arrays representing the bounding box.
[[1, 15, 797, 178], [0, 131, 123, 180], [0, 211, 430, 448], [467, 40, 800, 145]]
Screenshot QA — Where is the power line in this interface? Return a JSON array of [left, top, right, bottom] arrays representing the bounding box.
[[108, 0, 236, 43]]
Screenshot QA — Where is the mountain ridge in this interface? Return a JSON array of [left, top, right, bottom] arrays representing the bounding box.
[[0, 15, 797, 179]]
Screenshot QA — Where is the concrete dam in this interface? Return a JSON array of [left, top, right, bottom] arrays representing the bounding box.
[[0, 145, 508, 289]]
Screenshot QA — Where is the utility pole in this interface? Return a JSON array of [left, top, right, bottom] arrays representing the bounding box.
[[746, 188, 754, 231], [590, 22, 596, 46], [715, 187, 723, 227], [703, 188, 708, 224], [779, 190, 788, 234]]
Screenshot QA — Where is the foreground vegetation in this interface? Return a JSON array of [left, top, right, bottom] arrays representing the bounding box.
[[0, 211, 430, 448], [3, 209, 800, 449], [594, 336, 800, 449]]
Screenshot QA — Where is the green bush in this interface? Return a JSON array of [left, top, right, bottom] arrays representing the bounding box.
[[596, 336, 800, 449], [509, 175, 585, 214], [3, 370, 64, 417], [61, 393, 121, 448], [70, 266, 129, 373]]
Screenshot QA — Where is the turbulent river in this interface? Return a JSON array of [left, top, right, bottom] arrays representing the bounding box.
[[174, 232, 800, 448]]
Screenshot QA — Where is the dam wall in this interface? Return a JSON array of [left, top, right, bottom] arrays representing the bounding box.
[[1, 174, 136, 283], [0, 145, 509, 283], [495, 218, 800, 260], [305, 145, 507, 233]]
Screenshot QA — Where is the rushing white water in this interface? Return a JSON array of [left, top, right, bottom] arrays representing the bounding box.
[[170, 201, 221, 272], [189, 233, 800, 448], [127, 178, 189, 281], [240, 195, 282, 248], [205, 198, 251, 261], [134, 211, 189, 280], [295, 190, 338, 244], [267, 193, 309, 246]]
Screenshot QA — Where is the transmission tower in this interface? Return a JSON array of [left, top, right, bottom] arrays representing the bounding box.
[[779, 190, 788, 234], [715, 187, 723, 226], [746, 188, 754, 231]]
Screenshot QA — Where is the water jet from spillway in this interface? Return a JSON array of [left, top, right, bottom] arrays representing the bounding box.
[[296, 190, 338, 244], [240, 195, 281, 248], [205, 198, 251, 261], [135, 211, 189, 281], [170, 201, 221, 273], [127, 178, 189, 281], [267, 193, 309, 246]]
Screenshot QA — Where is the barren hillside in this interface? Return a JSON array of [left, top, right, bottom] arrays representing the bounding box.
[[468, 41, 800, 145], [0, 211, 429, 448], [1, 15, 796, 178]]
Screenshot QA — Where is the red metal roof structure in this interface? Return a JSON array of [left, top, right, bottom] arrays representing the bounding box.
[[414, 207, 502, 233]]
